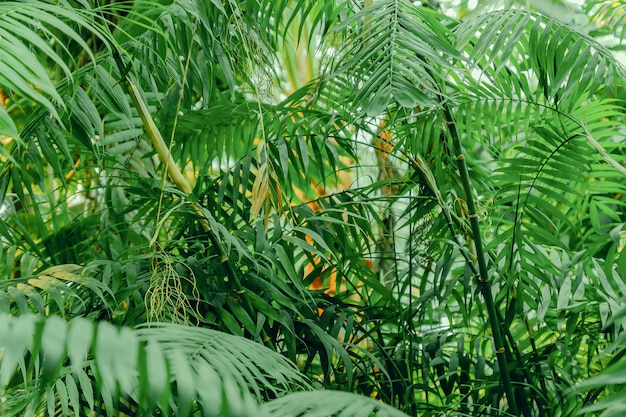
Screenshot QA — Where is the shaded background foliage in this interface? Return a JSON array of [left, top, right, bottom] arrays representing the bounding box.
[[0, 0, 626, 416]]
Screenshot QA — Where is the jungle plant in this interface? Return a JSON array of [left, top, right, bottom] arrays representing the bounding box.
[[1, 0, 626, 416]]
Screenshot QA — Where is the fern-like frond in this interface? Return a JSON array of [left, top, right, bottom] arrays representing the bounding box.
[[455, 9, 626, 109], [0, 1, 108, 128], [329, 0, 460, 116], [262, 390, 412, 417], [0, 314, 309, 416], [0, 264, 114, 317], [586, 0, 626, 42], [485, 99, 626, 247]]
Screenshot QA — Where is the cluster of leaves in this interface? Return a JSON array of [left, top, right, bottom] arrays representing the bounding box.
[[1, 0, 626, 416]]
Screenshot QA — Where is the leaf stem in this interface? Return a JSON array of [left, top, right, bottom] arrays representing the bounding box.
[[111, 50, 276, 347], [124, 77, 193, 195], [443, 108, 519, 415]]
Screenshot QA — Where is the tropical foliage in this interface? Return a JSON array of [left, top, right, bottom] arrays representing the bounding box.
[[1, 0, 626, 416]]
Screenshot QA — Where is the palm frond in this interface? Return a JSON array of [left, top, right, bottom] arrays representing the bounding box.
[[0, 1, 107, 126], [328, 0, 460, 116], [455, 9, 626, 108], [262, 390, 412, 417], [0, 264, 114, 317], [586, 0, 626, 42], [0, 313, 309, 416], [448, 9, 626, 258]]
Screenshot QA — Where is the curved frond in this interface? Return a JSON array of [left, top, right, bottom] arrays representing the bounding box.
[[262, 390, 412, 417], [586, 0, 626, 42], [0, 264, 114, 317], [328, 0, 460, 116], [447, 9, 626, 253], [455, 9, 626, 108], [0, 314, 309, 416], [0, 1, 107, 128]]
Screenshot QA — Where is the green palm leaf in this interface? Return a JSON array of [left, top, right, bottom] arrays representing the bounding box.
[[455, 9, 626, 107], [586, 0, 626, 41], [0, 1, 105, 124], [262, 390, 412, 417], [0, 313, 309, 416], [0, 264, 113, 317], [329, 0, 460, 116]]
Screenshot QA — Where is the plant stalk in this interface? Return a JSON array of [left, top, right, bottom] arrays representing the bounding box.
[[124, 79, 193, 196], [110, 49, 274, 346], [443, 109, 519, 415]]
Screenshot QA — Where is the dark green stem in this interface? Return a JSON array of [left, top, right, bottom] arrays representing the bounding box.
[[443, 109, 519, 415]]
